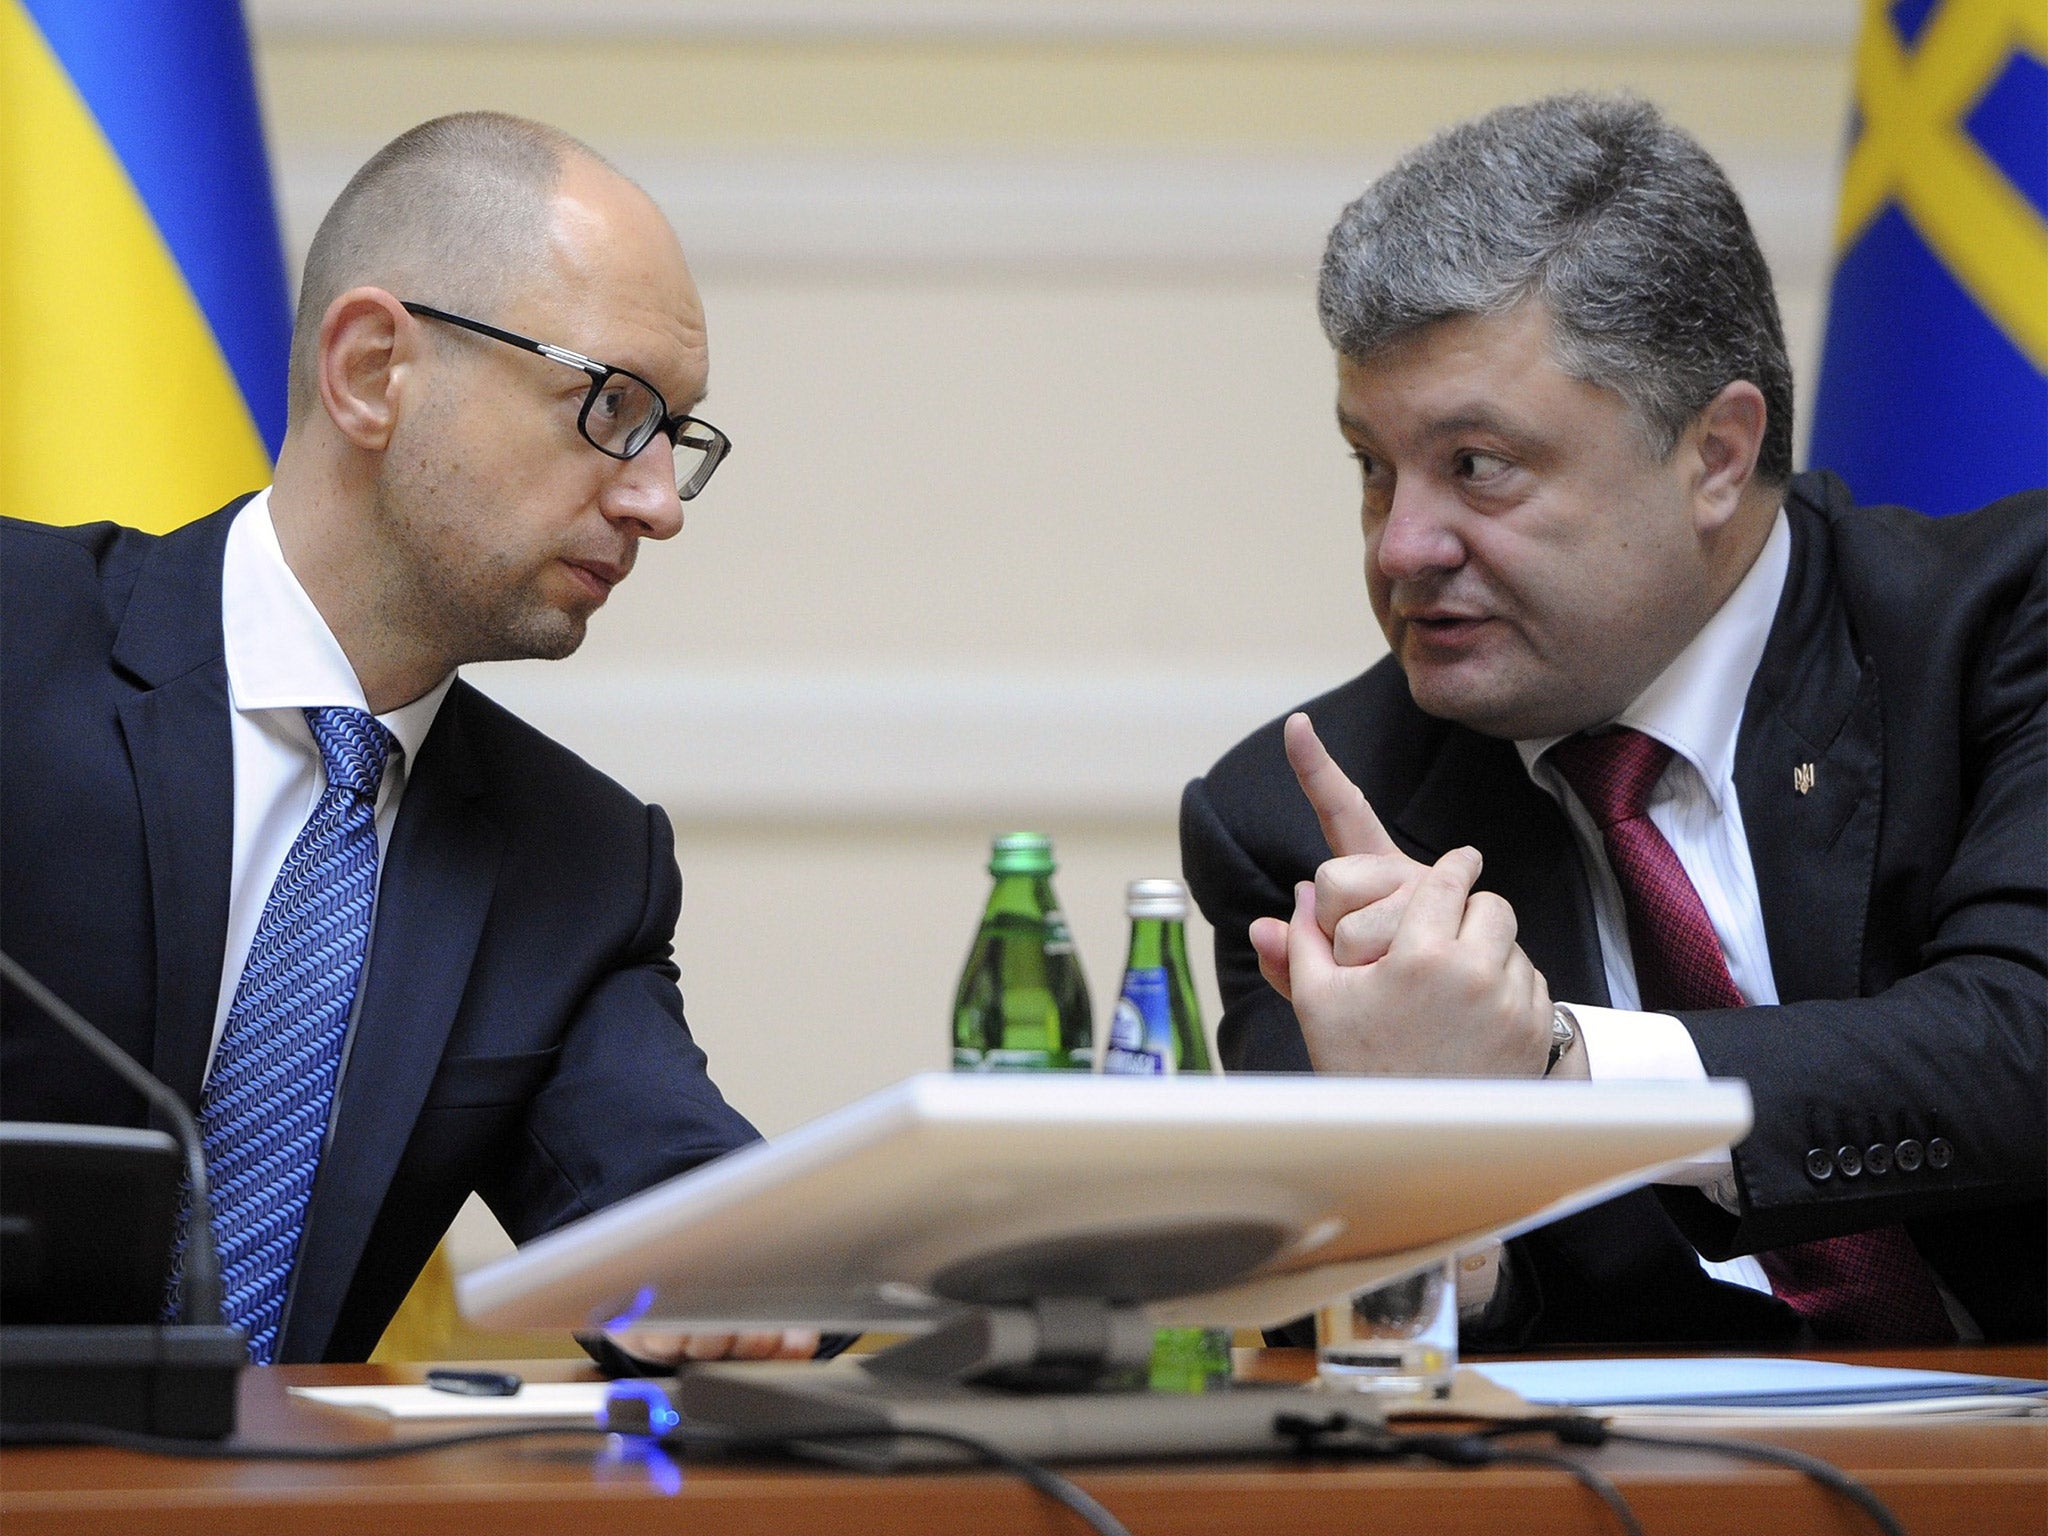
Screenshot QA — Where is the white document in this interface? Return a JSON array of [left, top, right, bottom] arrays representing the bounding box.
[[1471, 1357, 2048, 1420], [290, 1382, 609, 1421]]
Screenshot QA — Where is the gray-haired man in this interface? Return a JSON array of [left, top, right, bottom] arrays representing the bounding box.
[[1182, 95, 2044, 1347]]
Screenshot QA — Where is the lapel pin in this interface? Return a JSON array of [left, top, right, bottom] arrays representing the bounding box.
[[1793, 762, 1816, 796]]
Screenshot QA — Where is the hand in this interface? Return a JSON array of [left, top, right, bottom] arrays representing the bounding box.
[[605, 1328, 821, 1364], [1284, 848, 1554, 1076], [1249, 713, 1434, 998]]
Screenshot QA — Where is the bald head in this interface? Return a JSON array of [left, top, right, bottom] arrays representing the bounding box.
[[287, 112, 612, 424]]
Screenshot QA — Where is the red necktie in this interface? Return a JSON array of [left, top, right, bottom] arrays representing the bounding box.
[[1548, 727, 1952, 1344]]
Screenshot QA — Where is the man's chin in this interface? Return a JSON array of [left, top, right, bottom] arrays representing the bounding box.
[[460, 608, 589, 665], [1404, 669, 1618, 742], [1402, 664, 1547, 741]]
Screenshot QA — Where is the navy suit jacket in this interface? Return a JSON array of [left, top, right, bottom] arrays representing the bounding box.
[[0, 500, 758, 1361], [1182, 472, 2047, 1345]]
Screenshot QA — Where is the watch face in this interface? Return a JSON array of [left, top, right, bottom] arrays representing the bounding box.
[[1545, 1006, 1576, 1075]]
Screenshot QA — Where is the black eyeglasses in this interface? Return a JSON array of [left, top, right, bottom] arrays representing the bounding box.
[[401, 302, 730, 499]]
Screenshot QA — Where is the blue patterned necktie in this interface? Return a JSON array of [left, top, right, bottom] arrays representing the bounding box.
[[191, 706, 394, 1362]]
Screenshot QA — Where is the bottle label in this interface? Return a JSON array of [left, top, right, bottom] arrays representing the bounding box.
[[954, 1047, 1058, 1071], [1042, 908, 1076, 956], [1103, 967, 1174, 1075]]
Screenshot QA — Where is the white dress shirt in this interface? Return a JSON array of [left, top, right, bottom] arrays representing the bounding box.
[[1513, 509, 1792, 1296], [208, 491, 454, 1077]]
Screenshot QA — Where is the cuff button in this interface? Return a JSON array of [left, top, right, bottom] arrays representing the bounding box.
[[1926, 1137, 1954, 1171], [1805, 1148, 1835, 1180], [1863, 1142, 1892, 1175], [1836, 1145, 1864, 1178], [1895, 1139, 1924, 1172]]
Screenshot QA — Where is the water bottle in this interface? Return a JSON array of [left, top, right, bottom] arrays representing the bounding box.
[[1103, 878, 1228, 1391], [952, 833, 1093, 1072], [1102, 878, 1212, 1076]]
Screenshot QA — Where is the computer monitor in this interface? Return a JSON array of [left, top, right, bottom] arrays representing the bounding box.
[[459, 1072, 1751, 1335]]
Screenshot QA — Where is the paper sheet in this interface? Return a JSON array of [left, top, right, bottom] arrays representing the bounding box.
[[1471, 1357, 2048, 1418], [290, 1382, 610, 1420]]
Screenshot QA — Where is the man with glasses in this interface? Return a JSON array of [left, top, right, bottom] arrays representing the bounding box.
[[1, 113, 806, 1365]]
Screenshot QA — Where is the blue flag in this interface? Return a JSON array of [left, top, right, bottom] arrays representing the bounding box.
[[1808, 0, 2047, 515]]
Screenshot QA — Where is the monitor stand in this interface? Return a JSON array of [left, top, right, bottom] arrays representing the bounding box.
[[667, 1298, 1356, 1465]]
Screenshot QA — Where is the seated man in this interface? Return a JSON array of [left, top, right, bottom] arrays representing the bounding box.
[[1182, 94, 2044, 1346], [1, 113, 807, 1365]]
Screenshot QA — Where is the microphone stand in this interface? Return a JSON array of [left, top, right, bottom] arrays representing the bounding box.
[[0, 951, 245, 1438]]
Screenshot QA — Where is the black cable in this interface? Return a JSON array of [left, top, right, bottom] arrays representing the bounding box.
[[0, 1419, 1132, 1536], [1603, 1428, 1909, 1536], [1275, 1416, 1646, 1536], [695, 1426, 1132, 1536], [1485, 1447, 1645, 1536]]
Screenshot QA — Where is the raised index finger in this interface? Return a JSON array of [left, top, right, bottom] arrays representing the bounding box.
[[1285, 712, 1396, 858]]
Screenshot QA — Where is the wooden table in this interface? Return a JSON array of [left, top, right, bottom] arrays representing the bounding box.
[[3, 1347, 2042, 1535]]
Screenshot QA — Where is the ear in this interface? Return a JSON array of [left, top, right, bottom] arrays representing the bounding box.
[[1685, 380, 1767, 536], [315, 288, 416, 452]]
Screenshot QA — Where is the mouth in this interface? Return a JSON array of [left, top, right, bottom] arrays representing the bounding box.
[[1397, 607, 1493, 643], [561, 557, 629, 603]]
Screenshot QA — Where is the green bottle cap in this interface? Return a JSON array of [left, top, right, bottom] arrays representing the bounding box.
[[988, 832, 1055, 876]]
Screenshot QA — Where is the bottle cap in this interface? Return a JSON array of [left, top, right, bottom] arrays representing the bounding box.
[[1126, 878, 1188, 920], [988, 832, 1055, 876]]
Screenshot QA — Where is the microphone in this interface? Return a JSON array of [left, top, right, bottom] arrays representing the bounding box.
[[0, 951, 223, 1328]]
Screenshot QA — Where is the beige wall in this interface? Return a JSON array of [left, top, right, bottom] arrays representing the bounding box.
[[247, 0, 1857, 1265]]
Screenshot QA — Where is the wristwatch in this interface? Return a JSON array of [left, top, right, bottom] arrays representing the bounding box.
[[1544, 1002, 1580, 1076]]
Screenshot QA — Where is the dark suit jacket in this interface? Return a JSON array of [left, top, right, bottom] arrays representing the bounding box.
[[0, 500, 759, 1361], [1181, 472, 2047, 1346]]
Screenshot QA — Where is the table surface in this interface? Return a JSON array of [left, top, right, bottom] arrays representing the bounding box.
[[3, 1346, 2043, 1536]]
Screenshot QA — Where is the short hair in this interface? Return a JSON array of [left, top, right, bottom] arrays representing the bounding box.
[[287, 111, 605, 424], [1318, 94, 1794, 483]]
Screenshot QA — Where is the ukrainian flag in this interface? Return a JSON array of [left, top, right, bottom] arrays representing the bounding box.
[[1809, 0, 2048, 514], [2, 0, 291, 534]]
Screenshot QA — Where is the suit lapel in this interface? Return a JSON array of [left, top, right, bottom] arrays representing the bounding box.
[[1390, 727, 1612, 1008], [1736, 488, 1880, 1005], [109, 506, 246, 1108], [284, 687, 502, 1362]]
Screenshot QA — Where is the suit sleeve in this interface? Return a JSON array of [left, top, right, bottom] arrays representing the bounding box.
[[1674, 547, 2047, 1267], [482, 803, 759, 1241], [1180, 774, 1314, 1072]]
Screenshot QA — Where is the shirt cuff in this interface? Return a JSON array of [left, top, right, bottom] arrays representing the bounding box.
[[1570, 1002, 1736, 1194]]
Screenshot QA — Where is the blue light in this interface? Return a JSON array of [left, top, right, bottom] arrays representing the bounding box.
[[603, 1284, 658, 1332], [597, 1430, 685, 1496], [604, 1379, 682, 1438]]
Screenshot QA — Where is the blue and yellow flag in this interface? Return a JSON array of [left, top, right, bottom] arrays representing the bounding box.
[[1808, 0, 2048, 514], [2, 0, 291, 533]]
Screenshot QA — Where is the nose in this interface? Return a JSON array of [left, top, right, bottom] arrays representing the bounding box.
[[1372, 480, 1465, 582], [602, 436, 686, 541]]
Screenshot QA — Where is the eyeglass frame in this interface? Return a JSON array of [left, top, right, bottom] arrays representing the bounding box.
[[399, 301, 731, 499]]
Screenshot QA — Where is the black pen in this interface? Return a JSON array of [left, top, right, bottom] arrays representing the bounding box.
[[425, 1368, 523, 1397]]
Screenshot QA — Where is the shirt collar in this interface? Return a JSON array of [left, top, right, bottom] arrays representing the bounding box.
[[1516, 506, 1791, 809], [221, 488, 455, 764]]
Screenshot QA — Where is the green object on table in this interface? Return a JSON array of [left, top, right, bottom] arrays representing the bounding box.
[[952, 833, 1094, 1072], [1149, 1324, 1233, 1393]]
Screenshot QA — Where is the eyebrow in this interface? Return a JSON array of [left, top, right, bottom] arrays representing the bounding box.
[[1336, 406, 1530, 444]]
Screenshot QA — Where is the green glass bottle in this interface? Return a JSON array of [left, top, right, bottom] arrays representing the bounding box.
[[952, 833, 1093, 1072], [1102, 879, 1212, 1077]]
